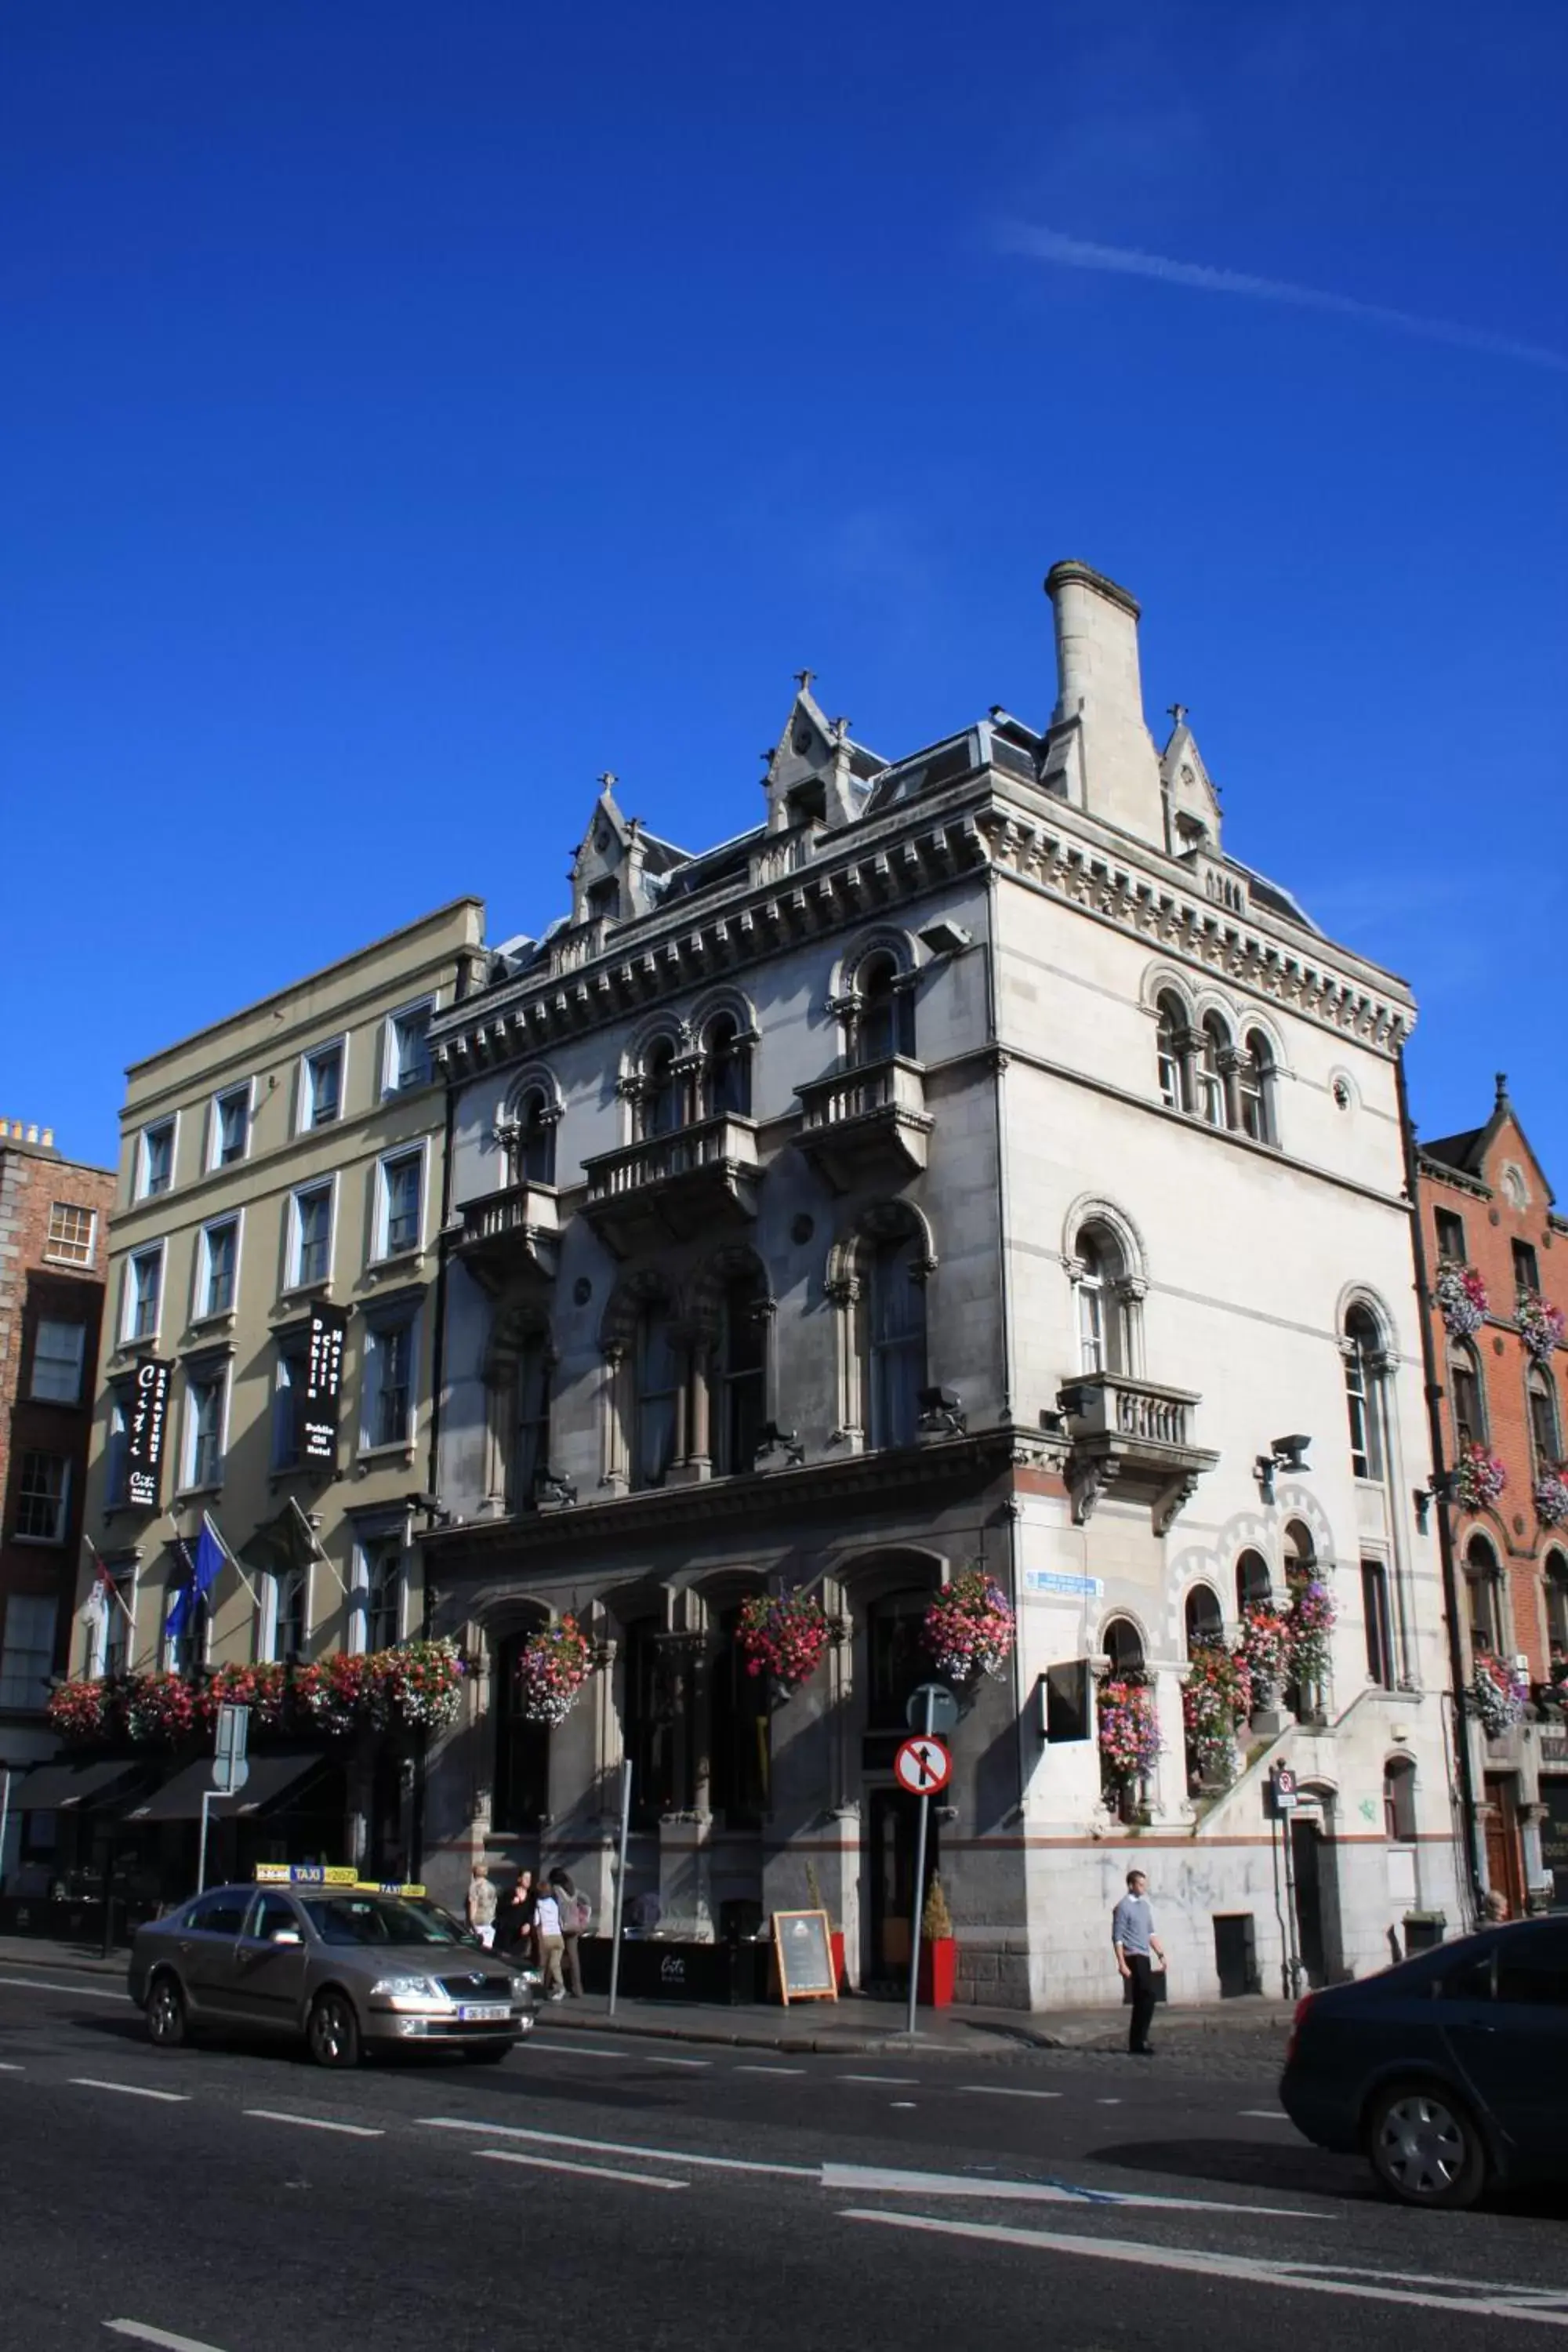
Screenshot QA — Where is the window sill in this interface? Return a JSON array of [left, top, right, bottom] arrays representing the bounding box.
[[43, 1252, 97, 1272], [112, 1337, 162, 1363], [275, 1279, 336, 1312], [26, 1393, 86, 1413], [10, 1532, 67, 1548], [355, 1443, 416, 1472], [187, 1309, 237, 1338], [172, 1483, 224, 1504], [365, 1250, 426, 1281]]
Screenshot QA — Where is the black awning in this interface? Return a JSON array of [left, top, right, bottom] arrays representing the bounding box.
[[13, 1757, 145, 1812], [127, 1750, 328, 1824]]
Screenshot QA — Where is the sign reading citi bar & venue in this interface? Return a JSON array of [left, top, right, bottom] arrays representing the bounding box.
[[125, 1358, 172, 1509], [301, 1305, 348, 1468]]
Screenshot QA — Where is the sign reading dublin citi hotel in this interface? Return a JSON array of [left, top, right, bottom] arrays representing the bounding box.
[[125, 1358, 172, 1509], [301, 1305, 348, 1468]]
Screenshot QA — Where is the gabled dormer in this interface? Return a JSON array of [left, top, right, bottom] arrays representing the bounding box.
[[568, 782, 687, 927], [762, 677, 880, 837], [1160, 716, 1224, 859]]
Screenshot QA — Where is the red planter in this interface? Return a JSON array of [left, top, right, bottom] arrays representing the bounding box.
[[917, 1936, 956, 2009], [830, 1929, 846, 1991]]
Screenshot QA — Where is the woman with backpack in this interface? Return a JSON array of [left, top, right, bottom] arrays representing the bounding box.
[[549, 1866, 589, 1998]]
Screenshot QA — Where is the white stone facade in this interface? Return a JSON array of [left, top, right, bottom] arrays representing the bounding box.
[[420, 562, 1461, 2005]]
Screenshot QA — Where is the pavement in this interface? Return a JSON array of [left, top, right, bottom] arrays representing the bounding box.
[[2, 1954, 1566, 2352], [0, 1929, 1295, 2054]]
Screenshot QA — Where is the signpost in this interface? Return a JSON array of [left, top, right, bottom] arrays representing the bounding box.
[[607, 1758, 633, 2019], [897, 1689, 953, 2035], [198, 1703, 250, 1896], [1269, 1764, 1304, 1998]]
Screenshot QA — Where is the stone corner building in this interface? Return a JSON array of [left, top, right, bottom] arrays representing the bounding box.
[[420, 561, 1461, 2005]]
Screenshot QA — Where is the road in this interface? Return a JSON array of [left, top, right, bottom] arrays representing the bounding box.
[[2, 1967, 1567, 2350]]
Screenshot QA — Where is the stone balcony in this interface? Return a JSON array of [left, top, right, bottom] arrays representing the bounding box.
[[582, 1115, 760, 1258], [793, 1055, 933, 1192], [1054, 1370, 1218, 1536], [451, 1179, 561, 1294]]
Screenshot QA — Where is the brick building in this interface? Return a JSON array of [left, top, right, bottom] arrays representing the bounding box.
[[0, 1120, 115, 1882], [1416, 1076, 1568, 1916]]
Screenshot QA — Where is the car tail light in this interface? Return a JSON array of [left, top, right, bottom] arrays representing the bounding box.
[[1285, 1992, 1316, 2066]]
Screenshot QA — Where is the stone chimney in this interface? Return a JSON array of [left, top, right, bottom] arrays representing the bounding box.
[[1043, 560, 1164, 849]]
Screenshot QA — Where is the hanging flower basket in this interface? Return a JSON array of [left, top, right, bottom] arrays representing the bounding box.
[[46, 1675, 116, 1747], [735, 1592, 830, 1690], [1518, 1290, 1566, 1362], [1468, 1650, 1528, 1737], [1098, 1678, 1162, 1780], [1238, 1606, 1292, 1692], [1436, 1261, 1489, 1340], [921, 1570, 1016, 1685], [381, 1637, 466, 1732], [1285, 1572, 1337, 1688], [123, 1672, 199, 1747], [1182, 1642, 1251, 1784], [1534, 1468, 1568, 1530], [1454, 1443, 1508, 1512], [293, 1650, 380, 1737], [514, 1616, 594, 1727]]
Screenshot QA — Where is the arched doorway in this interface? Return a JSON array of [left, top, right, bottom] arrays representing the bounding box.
[[846, 1554, 944, 1994], [1289, 1784, 1344, 1989]]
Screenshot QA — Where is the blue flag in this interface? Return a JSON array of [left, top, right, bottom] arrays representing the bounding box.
[[165, 1519, 225, 1639]]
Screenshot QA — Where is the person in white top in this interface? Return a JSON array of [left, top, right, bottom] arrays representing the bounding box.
[[532, 1882, 566, 1999], [466, 1860, 499, 1949]]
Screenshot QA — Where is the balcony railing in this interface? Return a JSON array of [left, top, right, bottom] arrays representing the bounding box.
[[1054, 1371, 1216, 1536], [794, 1055, 932, 1187], [583, 1116, 760, 1254], [452, 1179, 561, 1290]]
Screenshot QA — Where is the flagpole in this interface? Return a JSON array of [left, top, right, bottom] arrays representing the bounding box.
[[205, 1511, 258, 1607], [291, 1495, 347, 1595], [84, 1532, 134, 1625]]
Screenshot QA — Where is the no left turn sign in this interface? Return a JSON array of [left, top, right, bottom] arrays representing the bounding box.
[[894, 1735, 952, 1795]]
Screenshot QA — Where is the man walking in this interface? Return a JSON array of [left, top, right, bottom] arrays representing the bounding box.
[[1112, 1868, 1165, 2056], [466, 1859, 499, 1949]]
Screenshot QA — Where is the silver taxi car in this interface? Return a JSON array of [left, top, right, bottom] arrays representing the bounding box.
[[129, 1878, 535, 2067]]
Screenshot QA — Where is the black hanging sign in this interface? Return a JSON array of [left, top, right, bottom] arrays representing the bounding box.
[[300, 1305, 348, 1468], [125, 1357, 172, 1510]]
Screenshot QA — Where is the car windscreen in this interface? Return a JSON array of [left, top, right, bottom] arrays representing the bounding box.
[[298, 1896, 474, 1947]]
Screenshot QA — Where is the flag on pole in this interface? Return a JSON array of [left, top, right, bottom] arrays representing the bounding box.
[[166, 1521, 223, 1640], [84, 1533, 134, 1626], [240, 1495, 347, 1594], [201, 1509, 257, 1606]]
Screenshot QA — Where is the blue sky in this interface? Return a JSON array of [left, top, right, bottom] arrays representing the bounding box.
[[5, 2, 1564, 1183]]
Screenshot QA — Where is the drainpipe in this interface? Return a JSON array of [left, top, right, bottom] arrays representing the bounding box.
[[411, 1019, 462, 1879], [1396, 1044, 1483, 1930]]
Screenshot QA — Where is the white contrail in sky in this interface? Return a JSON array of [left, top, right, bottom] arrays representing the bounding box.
[[999, 222, 1568, 374]]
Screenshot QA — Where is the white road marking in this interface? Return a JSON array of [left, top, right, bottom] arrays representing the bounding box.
[[477, 2148, 687, 2190], [71, 2078, 188, 2103], [838, 2212, 1567, 2325], [735, 2063, 804, 2076], [960, 2085, 1062, 2100], [0, 2060, 24, 2071], [838, 2072, 919, 2085], [638, 2053, 710, 2068], [244, 2109, 383, 2138], [105, 2322, 230, 2351], [1095, 2098, 1122, 2105], [0, 1973, 127, 2003], [890, 2101, 917, 2111], [529, 2042, 626, 2060], [420, 2115, 815, 2179], [823, 2162, 1318, 2219], [1239, 2110, 1293, 2121]]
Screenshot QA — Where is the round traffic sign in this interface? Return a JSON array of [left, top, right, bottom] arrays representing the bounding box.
[[906, 1682, 960, 1737], [893, 1735, 952, 1795]]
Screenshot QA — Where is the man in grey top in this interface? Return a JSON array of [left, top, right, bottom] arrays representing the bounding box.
[[1112, 1869, 1166, 2056]]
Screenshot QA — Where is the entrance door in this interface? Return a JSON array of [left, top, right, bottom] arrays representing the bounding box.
[[1484, 1776, 1526, 1918], [1291, 1817, 1327, 1987], [867, 1788, 938, 1987]]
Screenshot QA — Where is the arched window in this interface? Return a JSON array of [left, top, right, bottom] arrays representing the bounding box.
[[1196, 1014, 1229, 1129], [1239, 1030, 1276, 1145], [701, 1012, 752, 1121], [1384, 1755, 1417, 1843], [1283, 1520, 1316, 1581], [638, 1037, 682, 1140], [1450, 1342, 1486, 1455], [1529, 1365, 1562, 1470], [715, 1269, 767, 1475], [633, 1298, 682, 1490], [866, 1588, 934, 1727], [509, 1330, 553, 1510], [711, 1603, 768, 1824], [622, 1617, 697, 1827], [1236, 1549, 1271, 1615], [1155, 993, 1189, 1112], [1102, 1616, 1145, 1675], [853, 952, 914, 1066], [862, 1234, 927, 1448], [1073, 1221, 1134, 1376], [511, 1085, 557, 1185], [493, 1630, 550, 1832], [1344, 1305, 1385, 1481], [1545, 1552, 1568, 1664], [1185, 1584, 1223, 1652], [1465, 1533, 1503, 1653]]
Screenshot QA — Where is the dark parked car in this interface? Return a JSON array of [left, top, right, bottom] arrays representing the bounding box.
[[129, 1881, 535, 2067], [1281, 1916, 1568, 2208]]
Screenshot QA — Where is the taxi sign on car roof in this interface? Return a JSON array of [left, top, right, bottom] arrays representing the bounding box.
[[253, 1864, 426, 1896]]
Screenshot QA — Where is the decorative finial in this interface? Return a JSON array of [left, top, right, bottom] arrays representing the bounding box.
[[597, 771, 618, 793], [793, 668, 815, 694], [1167, 702, 1188, 728]]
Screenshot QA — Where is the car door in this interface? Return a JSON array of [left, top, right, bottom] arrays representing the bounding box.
[[174, 1889, 254, 2020], [1443, 1923, 1568, 2163], [228, 1892, 312, 2032]]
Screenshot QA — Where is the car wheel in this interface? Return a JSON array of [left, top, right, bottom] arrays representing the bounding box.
[[307, 1990, 361, 2070], [461, 2042, 512, 2065], [1366, 2080, 1489, 2210], [146, 1973, 187, 2051]]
